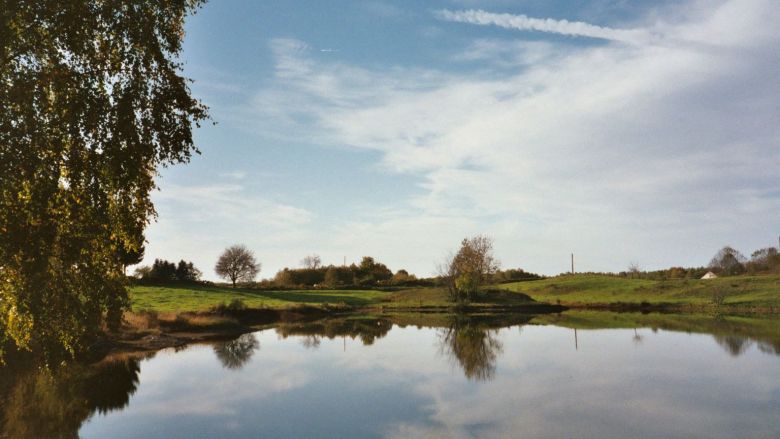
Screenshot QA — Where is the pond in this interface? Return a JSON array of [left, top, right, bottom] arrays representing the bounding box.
[[2, 312, 780, 438]]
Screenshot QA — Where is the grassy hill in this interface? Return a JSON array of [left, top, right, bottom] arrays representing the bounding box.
[[500, 274, 780, 309]]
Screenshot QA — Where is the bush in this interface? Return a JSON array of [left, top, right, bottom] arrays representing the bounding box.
[[212, 298, 247, 314], [712, 289, 727, 307]]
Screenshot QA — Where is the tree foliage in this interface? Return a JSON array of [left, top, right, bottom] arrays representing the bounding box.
[[491, 268, 543, 283], [133, 258, 201, 282], [356, 256, 392, 286], [215, 245, 260, 287], [0, 0, 208, 357], [272, 257, 394, 288], [440, 236, 500, 302]]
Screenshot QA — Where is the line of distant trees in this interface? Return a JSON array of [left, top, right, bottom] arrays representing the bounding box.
[[707, 245, 779, 276], [128, 239, 777, 290], [128, 243, 543, 290], [605, 242, 780, 280], [255, 254, 542, 290], [133, 259, 203, 283], [263, 256, 421, 289]]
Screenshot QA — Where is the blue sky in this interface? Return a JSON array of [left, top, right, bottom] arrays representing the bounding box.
[[142, 0, 780, 280]]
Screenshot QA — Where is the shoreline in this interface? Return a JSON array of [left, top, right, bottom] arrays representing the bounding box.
[[97, 300, 779, 358]]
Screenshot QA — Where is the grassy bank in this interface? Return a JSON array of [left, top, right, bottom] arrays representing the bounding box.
[[121, 284, 559, 351], [118, 279, 779, 355], [500, 274, 780, 311], [129, 284, 385, 312], [128, 284, 554, 313]]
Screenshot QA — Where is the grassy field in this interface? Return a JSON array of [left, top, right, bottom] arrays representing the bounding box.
[[500, 274, 780, 309], [129, 273, 780, 314], [129, 284, 386, 312], [129, 284, 543, 313]]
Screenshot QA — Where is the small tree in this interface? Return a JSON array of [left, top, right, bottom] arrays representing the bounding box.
[[357, 256, 393, 286], [627, 262, 641, 279], [274, 269, 294, 287], [176, 260, 202, 282], [133, 265, 152, 279], [324, 267, 339, 288], [439, 236, 500, 303], [215, 245, 261, 287], [300, 254, 322, 269], [150, 259, 177, 281]]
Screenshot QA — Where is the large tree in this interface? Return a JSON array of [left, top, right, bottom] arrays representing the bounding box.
[[215, 245, 261, 288], [709, 246, 747, 276], [0, 0, 208, 357]]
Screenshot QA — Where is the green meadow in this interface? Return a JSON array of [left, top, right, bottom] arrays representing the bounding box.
[[500, 274, 780, 309], [129, 284, 385, 312], [128, 273, 780, 313]]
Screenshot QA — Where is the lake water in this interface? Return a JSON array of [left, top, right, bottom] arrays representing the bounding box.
[[3, 313, 780, 438]]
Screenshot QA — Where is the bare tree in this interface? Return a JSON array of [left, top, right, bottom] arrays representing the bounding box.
[[215, 245, 261, 287], [709, 246, 747, 276], [300, 254, 322, 269], [437, 251, 461, 302], [439, 236, 500, 303], [627, 262, 641, 278]]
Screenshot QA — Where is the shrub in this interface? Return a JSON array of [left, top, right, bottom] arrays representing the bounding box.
[[212, 298, 247, 314]]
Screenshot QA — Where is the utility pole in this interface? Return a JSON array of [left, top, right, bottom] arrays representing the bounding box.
[[571, 253, 575, 274]]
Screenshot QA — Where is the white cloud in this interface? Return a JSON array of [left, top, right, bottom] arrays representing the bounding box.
[[436, 9, 655, 44], [238, 0, 780, 276], [452, 39, 565, 67], [146, 0, 778, 278], [220, 170, 247, 180]]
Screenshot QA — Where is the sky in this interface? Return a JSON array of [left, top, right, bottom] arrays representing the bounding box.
[[141, 0, 780, 280]]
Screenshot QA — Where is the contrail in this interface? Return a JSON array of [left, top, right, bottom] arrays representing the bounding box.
[[437, 9, 653, 45]]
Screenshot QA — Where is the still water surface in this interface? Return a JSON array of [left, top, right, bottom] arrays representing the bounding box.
[[7, 313, 780, 438]]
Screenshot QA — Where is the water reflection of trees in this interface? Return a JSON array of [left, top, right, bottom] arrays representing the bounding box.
[[712, 335, 780, 357], [275, 318, 393, 347], [437, 316, 509, 382], [757, 341, 780, 355], [213, 333, 260, 370], [713, 335, 753, 357], [0, 357, 142, 438]]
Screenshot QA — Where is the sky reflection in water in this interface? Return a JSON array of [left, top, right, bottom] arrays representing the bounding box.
[[63, 315, 780, 438]]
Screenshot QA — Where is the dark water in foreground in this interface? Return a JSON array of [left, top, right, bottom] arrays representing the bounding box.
[[2, 313, 780, 438]]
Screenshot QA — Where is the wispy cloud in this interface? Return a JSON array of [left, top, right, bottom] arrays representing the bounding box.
[[239, 0, 780, 275], [220, 170, 247, 180], [436, 9, 655, 44]]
